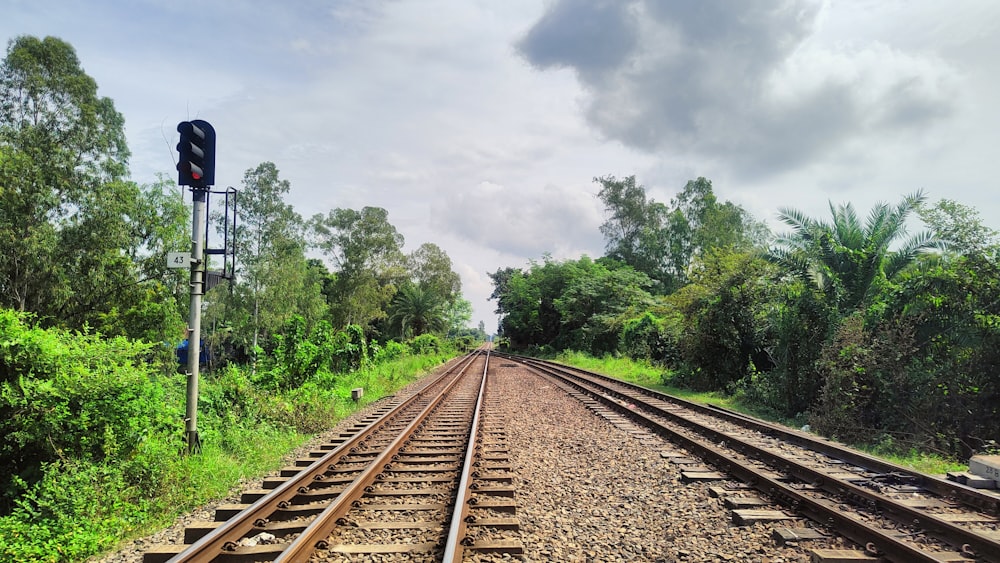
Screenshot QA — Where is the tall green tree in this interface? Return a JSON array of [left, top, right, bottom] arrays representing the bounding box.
[[670, 250, 779, 391], [0, 36, 184, 340], [553, 257, 655, 355], [311, 207, 406, 330], [595, 175, 672, 291], [665, 177, 769, 285], [488, 267, 519, 317], [445, 297, 473, 337], [918, 199, 998, 258], [489, 256, 655, 355], [211, 162, 324, 355], [406, 242, 461, 305], [596, 175, 766, 293], [771, 191, 942, 315]]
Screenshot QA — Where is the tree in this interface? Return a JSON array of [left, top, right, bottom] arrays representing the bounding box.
[[671, 250, 778, 391], [444, 297, 473, 337], [595, 175, 672, 291], [488, 267, 538, 348], [489, 256, 655, 355], [771, 191, 942, 315], [918, 199, 998, 258], [553, 257, 655, 355], [211, 162, 324, 356], [407, 242, 461, 305], [596, 175, 767, 293], [0, 36, 185, 340], [311, 207, 406, 330], [388, 283, 447, 337]]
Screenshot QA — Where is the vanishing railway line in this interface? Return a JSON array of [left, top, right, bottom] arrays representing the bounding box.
[[142, 349, 1000, 562], [144, 349, 522, 562], [500, 353, 1000, 562]]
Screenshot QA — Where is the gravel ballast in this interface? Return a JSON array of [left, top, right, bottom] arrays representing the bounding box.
[[489, 362, 844, 562]]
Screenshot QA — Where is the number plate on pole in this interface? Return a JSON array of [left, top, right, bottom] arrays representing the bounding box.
[[167, 252, 192, 269]]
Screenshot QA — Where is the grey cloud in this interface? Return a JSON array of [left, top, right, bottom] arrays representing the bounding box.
[[516, 0, 638, 79], [518, 0, 957, 179], [437, 183, 604, 259]]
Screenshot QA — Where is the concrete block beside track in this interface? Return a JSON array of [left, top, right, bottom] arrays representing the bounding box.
[[969, 454, 1000, 484]]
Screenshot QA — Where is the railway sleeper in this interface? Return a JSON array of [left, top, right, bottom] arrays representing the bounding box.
[[731, 509, 797, 526], [325, 541, 438, 555], [143, 543, 285, 563], [181, 518, 307, 543], [467, 516, 520, 530], [467, 538, 525, 554], [262, 474, 355, 489], [213, 502, 326, 520], [470, 485, 516, 497], [468, 498, 517, 513]]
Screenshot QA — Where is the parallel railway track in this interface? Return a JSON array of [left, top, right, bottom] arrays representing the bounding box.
[[499, 353, 1000, 563]]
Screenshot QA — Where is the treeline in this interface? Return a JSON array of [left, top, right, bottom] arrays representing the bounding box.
[[0, 35, 483, 349], [491, 175, 1000, 459], [0, 35, 484, 560]]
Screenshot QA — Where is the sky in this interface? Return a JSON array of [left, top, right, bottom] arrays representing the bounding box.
[[4, 0, 1000, 329]]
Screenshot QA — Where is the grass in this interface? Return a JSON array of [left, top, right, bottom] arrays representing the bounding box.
[[550, 351, 965, 475]]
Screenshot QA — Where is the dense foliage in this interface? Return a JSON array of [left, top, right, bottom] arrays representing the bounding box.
[[493, 177, 1000, 459], [0, 308, 459, 561]]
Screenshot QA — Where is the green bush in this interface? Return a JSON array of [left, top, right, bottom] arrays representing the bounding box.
[[261, 318, 371, 389], [0, 460, 140, 562], [0, 310, 173, 511], [0, 305, 463, 562], [408, 333, 441, 355], [620, 310, 681, 365], [373, 340, 410, 363]]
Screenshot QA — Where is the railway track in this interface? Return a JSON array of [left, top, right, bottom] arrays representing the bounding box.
[[498, 353, 1000, 563], [144, 349, 522, 563]]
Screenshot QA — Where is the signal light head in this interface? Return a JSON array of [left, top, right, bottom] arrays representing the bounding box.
[[176, 120, 216, 188]]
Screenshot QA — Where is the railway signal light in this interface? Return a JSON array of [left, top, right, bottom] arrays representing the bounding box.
[[177, 120, 216, 188]]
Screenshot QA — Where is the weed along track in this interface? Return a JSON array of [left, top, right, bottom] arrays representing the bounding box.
[[497, 353, 1000, 562], [143, 349, 522, 563]]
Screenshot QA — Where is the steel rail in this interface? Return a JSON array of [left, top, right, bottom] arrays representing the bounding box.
[[166, 351, 481, 563], [441, 350, 491, 563], [515, 356, 1000, 562], [273, 352, 484, 562]]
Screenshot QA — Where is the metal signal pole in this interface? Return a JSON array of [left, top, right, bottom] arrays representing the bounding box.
[[185, 189, 207, 454]]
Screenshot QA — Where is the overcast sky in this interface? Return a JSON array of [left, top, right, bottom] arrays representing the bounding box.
[[4, 0, 999, 329]]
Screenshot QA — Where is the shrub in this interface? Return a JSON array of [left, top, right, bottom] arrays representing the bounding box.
[[373, 340, 409, 363], [0, 310, 172, 512], [408, 333, 441, 355]]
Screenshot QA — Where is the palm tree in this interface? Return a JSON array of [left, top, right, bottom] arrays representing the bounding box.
[[770, 190, 943, 314], [388, 284, 447, 338]]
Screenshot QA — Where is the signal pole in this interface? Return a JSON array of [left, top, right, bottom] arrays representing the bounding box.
[[185, 189, 206, 453], [177, 119, 216, 454]]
